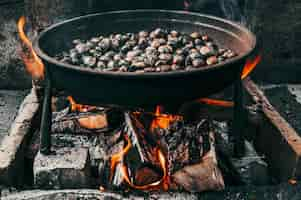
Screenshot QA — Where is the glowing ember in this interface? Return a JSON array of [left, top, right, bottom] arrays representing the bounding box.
[[67, 96, 97, 112], [99, 186, 105, 192], [157, 148, 169, 191], [17, 16, 44, 79], [150, 106, 182, 132], [197, 98, 234, 107], [241, 55, 262, 79], [77, 115, 108, 129], [196, 55, 261, 108], [288, 179, 297, 185], [120, 148, 169, 191]]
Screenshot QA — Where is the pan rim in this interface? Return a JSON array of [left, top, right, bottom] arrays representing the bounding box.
[[33, 9, 256, 78]]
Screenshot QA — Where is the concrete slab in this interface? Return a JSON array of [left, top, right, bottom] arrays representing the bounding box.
[[0, 89, 39, 186], [260, 84, 301, 137], [0, 90, 27, 143], [33, 147, 91, 189], [244, 79, 301, 181]]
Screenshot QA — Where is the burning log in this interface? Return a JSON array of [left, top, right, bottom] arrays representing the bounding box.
[[98, 112, 167, 190], [123, 112, 162, 186], [98, 110, 224, 192], [151, 117, 224, 192], [99, 136, 126, 189], [102, 112, 164, 189], [161, 119, 211, 175], [171, 131, 224, 192], [50, 98, 224, 192], [51, 107, 123, 134]]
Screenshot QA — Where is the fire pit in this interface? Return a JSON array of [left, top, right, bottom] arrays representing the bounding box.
[[15, 9, 263, 194], [32, 10, 256, 107], [18, 10, 257, 155]]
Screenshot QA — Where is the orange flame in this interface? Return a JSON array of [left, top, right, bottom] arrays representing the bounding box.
[[108, 112, 171, 191], [241, 55, 262, 80], [150, 106, 182, 131], [17, 16, 44, 79], [121, 148, 169, 191], [197, 98, 234, 107], [109, 134, 169, 190], [196, 55, 261, 108], [110, 133, 132, 182], [67, 96, 97, 112]]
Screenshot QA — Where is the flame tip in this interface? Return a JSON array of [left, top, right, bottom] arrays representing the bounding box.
[[241, 55, 262, 79], [18, 16, 45, 79]]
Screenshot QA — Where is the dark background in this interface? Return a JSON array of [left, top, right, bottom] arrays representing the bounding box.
[[0, 0, 300, 89]]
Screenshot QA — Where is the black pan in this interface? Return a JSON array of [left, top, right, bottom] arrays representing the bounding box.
[[33, 10, 256, 108]]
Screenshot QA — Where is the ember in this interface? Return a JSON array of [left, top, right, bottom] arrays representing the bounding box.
[[96, 109, 224, 192], [67, 96, 97, 112], [241, 55, 262, 79], [106, 111, 171, 191], [197, 98, 234, 107], [120, 148, 168, 191], [150, 106, 183, 132]]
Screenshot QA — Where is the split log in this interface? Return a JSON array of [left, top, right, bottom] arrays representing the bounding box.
[[51, 107, 123, 134], [171, 131, 225, 192], [99, 136, 125, 189], [123, 112, 162, 186], [98, 112, 224, 192], [158, 119, 210, 175], [99, 113, 163, 188]]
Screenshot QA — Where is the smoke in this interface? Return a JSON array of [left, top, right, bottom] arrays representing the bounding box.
[[185, 0, 246, 25], [220, 0, 246, 24]]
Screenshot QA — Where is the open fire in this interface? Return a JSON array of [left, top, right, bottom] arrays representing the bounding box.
[[107, 106, 180, 191], [17, 16, 44, 80], [17, 16, 261, 192]]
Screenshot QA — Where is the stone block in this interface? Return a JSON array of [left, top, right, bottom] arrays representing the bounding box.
[[33, 147, 91, 189], [0, 89, 38, 186]]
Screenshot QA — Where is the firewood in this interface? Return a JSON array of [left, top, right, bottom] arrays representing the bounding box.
[[51, 108, 123, 134], [98, 112, 224, 192], [155, 119, 210, 175], [98, 113, 164, 189], [123, 112, 162, 185], [134, 166, 162, 186], [171, 131, 225, 192]]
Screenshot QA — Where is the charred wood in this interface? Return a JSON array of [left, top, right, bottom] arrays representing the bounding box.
[[51, 107, 123, 134], [171, 131, 225, 192], [156, 119, 210, 175], [98, 112, 224, 192], [123, 112, 162, 185]]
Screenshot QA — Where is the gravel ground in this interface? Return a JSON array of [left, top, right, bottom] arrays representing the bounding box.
[[0, 90, 27, 144], [1, 183, 301, 200]]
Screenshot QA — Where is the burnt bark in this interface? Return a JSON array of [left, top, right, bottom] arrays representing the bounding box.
[[51, 107, 123, 134], [121, 113, 162, 186], [157, 119, 210, 175], [171, 131, 225, 192], [98, 112, 224, 192]]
